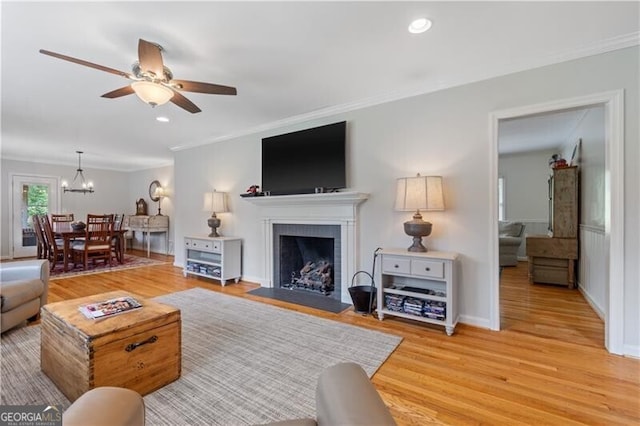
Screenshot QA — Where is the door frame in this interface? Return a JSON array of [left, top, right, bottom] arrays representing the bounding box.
[[488, 90, 624, 354], [9, 173, 61, 259]]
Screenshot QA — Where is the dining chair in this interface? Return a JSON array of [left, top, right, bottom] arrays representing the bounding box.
[[111, 213, 126, 263], [41, 215, 66, 271], [73, 214, 114, 270], [32, 214, 48, 260]]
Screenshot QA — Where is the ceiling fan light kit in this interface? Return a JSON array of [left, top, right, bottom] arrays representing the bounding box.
[[39, 39, 237, 114], [131, 81, 174, 106]]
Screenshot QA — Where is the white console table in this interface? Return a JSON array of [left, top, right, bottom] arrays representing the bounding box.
[[183, 236, 242, 285], [124, 215, 169, 257], [376, 249, 459, 335]]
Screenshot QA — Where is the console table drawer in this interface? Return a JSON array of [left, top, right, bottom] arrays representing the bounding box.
[[382, 256, 411, 274], [411, 259, 444, 279], [185, 238, 218, 253]]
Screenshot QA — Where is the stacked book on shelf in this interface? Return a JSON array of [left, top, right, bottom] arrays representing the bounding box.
[[186, 262, 221, 276], [384, 294, 404, 312], [384, 291, 446, 320]]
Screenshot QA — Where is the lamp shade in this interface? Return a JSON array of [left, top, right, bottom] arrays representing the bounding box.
[[395, 175, 444, 212], [131, 81, 174, 106], [203, 191, 228, 213]]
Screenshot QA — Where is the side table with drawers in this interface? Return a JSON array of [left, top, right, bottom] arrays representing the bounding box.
[[183, 236, 241, 285], [376, 248, 459, 335]]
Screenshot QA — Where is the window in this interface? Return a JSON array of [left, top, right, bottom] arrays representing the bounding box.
[[498, 176, 505, 221]]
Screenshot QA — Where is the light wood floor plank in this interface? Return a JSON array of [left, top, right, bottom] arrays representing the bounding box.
[[21, 253, 639, 425]]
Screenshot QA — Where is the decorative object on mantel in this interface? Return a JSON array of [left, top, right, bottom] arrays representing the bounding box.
[[61, 151, 94, 194], [203, 190, 228, 237], [136, 198, 148, 215], [395, 174, 445, 252], [149, 180, 165, 215], [240, 184, 263, 197]]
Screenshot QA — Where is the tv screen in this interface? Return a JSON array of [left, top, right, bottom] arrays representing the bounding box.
[[262, 121, 346, 195]]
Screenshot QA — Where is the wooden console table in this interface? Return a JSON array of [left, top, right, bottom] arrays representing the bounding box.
[[124, 215, 169, 257]]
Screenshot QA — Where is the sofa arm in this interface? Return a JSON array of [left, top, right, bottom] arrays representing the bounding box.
[[0, 260, 49, 307], [63, 387, 144, 426], [315, 362, 396, 426]]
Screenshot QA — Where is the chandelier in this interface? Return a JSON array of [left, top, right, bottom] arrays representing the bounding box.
[[62, 151, 94, 194]]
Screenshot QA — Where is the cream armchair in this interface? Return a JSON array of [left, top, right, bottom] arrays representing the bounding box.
[[499, 221, 524, 267], [0, 259, 49, 333]]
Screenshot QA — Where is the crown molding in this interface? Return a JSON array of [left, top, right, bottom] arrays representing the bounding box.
[[170, 31, 639, 153]]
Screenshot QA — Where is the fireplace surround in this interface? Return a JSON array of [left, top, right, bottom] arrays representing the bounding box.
[[243, 192, 369, 304]]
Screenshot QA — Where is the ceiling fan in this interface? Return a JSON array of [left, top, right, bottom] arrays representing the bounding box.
[[39, 39, 237, 113]]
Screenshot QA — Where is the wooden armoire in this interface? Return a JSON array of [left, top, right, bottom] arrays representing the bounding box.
[[526, 166, 579, 288]]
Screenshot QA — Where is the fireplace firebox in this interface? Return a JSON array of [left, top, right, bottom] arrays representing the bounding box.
[[273, 224, 341, 301]]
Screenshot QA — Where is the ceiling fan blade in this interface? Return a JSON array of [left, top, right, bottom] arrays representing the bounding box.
[[171, 79, 237, 96], [170, 91, 201, 114], [138, 39, 165, 79], [39, 49, 130, 78], [101, 86, 135, 99]]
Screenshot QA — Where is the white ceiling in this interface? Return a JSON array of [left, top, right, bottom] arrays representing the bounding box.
[[2, 1, 638, 171], [498, 107, 598, 155]]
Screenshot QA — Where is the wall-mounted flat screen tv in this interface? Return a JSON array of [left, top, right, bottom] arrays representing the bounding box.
[[262, 121, 346, 195]]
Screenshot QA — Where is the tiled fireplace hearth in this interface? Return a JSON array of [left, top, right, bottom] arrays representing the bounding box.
[[243, 192, 369, 304]]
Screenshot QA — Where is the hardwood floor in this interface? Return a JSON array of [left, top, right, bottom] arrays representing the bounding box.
[[41, 253, 640, 424]]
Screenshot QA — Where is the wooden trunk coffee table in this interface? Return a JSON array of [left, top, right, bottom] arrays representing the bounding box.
[[41, 291, 181, 402]]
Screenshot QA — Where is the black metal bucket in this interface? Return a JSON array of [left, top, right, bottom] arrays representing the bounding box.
[[349, 271, 376, 314]]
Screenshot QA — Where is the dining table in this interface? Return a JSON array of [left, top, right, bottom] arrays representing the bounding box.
[[53, 222, 127, 272]]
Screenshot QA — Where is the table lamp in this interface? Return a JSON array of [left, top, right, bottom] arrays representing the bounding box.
[[395, 174, 444, 252], [203, 190, 228, 237]]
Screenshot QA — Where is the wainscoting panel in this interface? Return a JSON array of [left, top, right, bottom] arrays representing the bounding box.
[[579, 225, 606, 318]]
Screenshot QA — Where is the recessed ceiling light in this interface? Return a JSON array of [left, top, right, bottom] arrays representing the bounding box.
[[156, 116, 170, 123], [408, 18, 432, 34]]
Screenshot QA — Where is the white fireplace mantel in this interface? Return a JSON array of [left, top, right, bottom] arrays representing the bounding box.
[[243, 191, 369, 303], [242, 191, 369, 207]]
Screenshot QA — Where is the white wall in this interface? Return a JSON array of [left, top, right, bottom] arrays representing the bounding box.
[[498, 150, 554, 258], [174, 46, 639, 350], [563, 106, 606, 228], [560, 106, 606, 317], [498, 149, 554, 221]]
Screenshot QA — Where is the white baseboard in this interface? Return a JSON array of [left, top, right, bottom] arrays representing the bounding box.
[[459, 314, 492, 330], [578, 283, 605, 320], [623, 344, 640, 359]]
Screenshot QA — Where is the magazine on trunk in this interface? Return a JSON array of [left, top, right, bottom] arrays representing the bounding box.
[[79, 296, 142, 320]]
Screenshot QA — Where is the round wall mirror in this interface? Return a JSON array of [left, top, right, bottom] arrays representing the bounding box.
[[149, 180, 162, 202]]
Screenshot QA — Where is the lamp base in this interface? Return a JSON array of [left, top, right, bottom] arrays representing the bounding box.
[[407, 236, 428, 252], [403, 214, 432, 253], [207, 216, 221, 238]]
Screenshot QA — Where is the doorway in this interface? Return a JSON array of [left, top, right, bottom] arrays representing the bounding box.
[[489, 90, 625, 354], [10, 174, 60, 258]]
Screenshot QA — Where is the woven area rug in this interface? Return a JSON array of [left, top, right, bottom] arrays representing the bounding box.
[[1, 287, 402, 425], [49, 254, 167, 280]]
